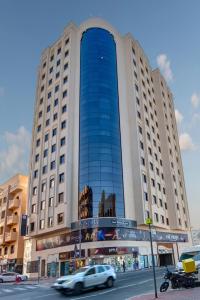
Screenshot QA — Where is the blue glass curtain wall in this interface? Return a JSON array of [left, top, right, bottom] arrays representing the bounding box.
[[79, 27, 125, 218]]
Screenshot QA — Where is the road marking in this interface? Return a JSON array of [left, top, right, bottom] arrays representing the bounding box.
[[14, 287, 27, 290], [33, 292, 59, 298], [25, 285, 37, 289], [2, 288, 12, 292]]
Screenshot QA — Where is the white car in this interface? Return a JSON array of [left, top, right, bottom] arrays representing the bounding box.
[[0, 272, 28, 283], [52, 265, 116, 295]]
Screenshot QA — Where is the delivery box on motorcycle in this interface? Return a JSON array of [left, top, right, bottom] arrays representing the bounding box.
[[182, 258, 196, 273]]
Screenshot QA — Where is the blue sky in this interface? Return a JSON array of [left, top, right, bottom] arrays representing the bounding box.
[[0, 0, 199, 228]]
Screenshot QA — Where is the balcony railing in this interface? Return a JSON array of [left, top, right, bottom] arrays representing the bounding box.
[[7, 215, 18, 225], [5, 231, 17, 242], [8, 198, 19, 210]]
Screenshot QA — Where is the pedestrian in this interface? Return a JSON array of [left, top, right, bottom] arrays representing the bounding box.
[[122, 261, 126, 272]]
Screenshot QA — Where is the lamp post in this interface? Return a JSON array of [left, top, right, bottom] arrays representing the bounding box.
[[37, 256, 41, 284], [146, 218, 158, 299]]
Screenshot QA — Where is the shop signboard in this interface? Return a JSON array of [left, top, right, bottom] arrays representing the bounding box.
[[36, 227, 188, 251]]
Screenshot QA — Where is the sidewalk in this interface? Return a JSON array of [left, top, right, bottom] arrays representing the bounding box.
[[131, 287, 200, 300]]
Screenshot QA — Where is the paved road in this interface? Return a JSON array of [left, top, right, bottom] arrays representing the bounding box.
[[0, 268, 167, 300]]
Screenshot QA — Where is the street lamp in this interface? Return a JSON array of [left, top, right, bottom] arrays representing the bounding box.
[[146, 218, 158, 299], [37, 256, 41, 284]]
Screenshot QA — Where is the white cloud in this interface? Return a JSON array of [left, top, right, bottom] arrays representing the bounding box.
[[191, 93, 200, 109], [192, 113, 200, 124], [157, 54, 173, 82], [0, 126, 31, 181], [175, 109, 183, 125], [179, 133, 195, 151]]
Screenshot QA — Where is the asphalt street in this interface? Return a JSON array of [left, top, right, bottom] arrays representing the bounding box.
[[0, 268, 167, 300]]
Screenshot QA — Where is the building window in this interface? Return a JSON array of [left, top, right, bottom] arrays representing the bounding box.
[[61, 120, 66, 129], [54, 98, 58, 106], [65, 50, 69, 57], [60, 154, 65, 164], [46, 105, 50, 113], [50, 178, 55, 188], [65, 38, 69, 45], [58, 192, 64, 203], [135, 84, 139, 92], [34, 170, 38, 178], [57, 47, 61, 55], [166, 218, 169, 225], [39, 98, 43, 105], [43, 149, 48, 157], [46, 119, 50, 126], [63, 76, 68, 84], [36, 139, 40, 147], [178, 218, 181, 225], [48, 79, 52, 86], [62, 105, 67, 113], [30, 222, 35, 232], [35, 154, 39, 162], [138, 126, 142, 134], [56, 71, 60, 79], [10, 245, 15, 254], [140, 141, 144, 150], [41, 182, 46, 192], [49, 197, 53, 207], [32, 186, 37, 195], [151, 178, 155, 187], [161, 215, 165, 224], [4, 247, 8, 255], [38, 111, 42, 118], [154, 213, 159, 222], [49, 66, 53, 74], [57, 213, 64, 224], [141, 157, 145, 166], [31, 204, 36, 213], [51, 144, 56, 152], [40, 201, 45, 210], [59, 173, 64, 183], [144, 192, 148, 201], [48, 91, 52, 99], [37, 125, 41, 133], [50, 160, 56, 170], [53, 113, 58, 121], [143, 174, 147, 183], [153, 195, 157, 204], [48, 217, 53, 227], [42, 165, 47, 174], [44, 133, 49, 142], [55, 85, 59, 93], [50, 54, 54, 61], [60, 137, 66, 146], [159, 199, 163, 207], [64, 63, 68, 70], [63, 90, 67, 98], [57, 59, 61, 66], [39, 219, 45, 229], [52, 128, 57, 136], [164, 202, 167, 210]]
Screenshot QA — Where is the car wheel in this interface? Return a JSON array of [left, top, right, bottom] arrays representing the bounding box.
[[74, 282, 83, 295], [106, 277, 114, 288], [0, 279, 3, 283]]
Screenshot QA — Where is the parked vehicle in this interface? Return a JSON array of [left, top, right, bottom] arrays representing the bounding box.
[[160, 266, 196, 292], [52, 265, 116, 295], [177, 245, 200, 271], [0, 272, 28, 283]]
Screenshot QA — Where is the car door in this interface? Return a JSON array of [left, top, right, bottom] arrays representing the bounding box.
[[84, 267, 97, 288], [96, 266, 107, 285]]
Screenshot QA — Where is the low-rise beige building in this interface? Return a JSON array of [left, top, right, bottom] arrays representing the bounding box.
[[0, 174, 28, 273]]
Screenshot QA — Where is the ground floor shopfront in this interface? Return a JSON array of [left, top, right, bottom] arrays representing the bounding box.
[[0, 258, 23, 273], [23, 220, 191, 278]]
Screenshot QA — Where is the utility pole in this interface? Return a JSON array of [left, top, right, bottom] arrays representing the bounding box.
[[146, 218, 158, 299]]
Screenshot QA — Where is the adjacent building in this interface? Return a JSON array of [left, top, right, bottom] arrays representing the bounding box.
[[25, 18, 191, 277], [0, 174, 28, 273]]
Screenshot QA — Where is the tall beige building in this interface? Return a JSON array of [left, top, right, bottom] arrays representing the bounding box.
[[0, 174, 28, 273], [26, 18, 191, 277]]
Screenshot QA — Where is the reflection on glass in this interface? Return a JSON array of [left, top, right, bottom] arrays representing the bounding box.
[[98, 190, 116, 217], [79, 27, 125, 219], [79, 186, 93, 219]]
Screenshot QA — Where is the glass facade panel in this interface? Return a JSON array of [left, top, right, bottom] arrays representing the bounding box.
[[79, 27, 125, 218]]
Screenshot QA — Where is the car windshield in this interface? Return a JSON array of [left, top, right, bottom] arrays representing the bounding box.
[[72, 267, 89, 275], [179, 251, 200, 261]]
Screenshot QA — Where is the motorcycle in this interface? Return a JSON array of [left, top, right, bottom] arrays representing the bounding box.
[[160, 266, 196, 292]]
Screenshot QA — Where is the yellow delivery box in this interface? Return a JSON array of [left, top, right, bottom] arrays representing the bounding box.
[[182, 258, 196, 273]]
